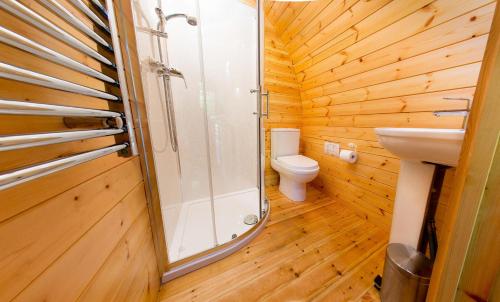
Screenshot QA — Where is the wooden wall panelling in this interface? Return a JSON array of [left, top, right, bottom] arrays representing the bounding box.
[[456, 144, 500, 301], [292, 0, 433, 72], [264, 0, 495, 232], [113, 0, 168, 273], [308, 35, 488, 97], [0, 158, 140, 301], [322, 88, 475, 117], [264, 1, 274, 16], [77, 209, 157, 301], [433, 168, 455, 243], [13, 183, 148, 301], [427, 4, 500, 300], [286, 0, 387, 60], [299, 3, 495, 90], [271, 2, 308, 37], [240, 0, 256, 8], [296, 0, 494, 81], [279, 0, 335, 45], [0, 0, 160, 300], [0, 152, 130, 222], [266, 2, 288, 26], [263, 18, 302, 185]]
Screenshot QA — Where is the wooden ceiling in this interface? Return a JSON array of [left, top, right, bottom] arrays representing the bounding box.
[[264, 0, 318, 36], [263, 0, 343, 70], [264, 1, 310, 37]]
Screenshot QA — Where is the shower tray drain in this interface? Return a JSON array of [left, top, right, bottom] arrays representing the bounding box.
[[244, 214, 259, 225]]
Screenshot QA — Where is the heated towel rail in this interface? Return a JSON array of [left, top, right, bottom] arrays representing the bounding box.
[[0, 0, 137, 191]]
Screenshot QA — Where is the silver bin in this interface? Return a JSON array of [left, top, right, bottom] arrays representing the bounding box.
[[381, 243, 433, 302]]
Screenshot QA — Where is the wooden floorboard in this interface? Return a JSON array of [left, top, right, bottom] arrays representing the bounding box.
[[159, 186, 387, 302]]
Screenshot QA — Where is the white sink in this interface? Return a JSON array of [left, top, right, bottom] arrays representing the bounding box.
[[375, 128, 465, 249], [375, 128, 465, 167]]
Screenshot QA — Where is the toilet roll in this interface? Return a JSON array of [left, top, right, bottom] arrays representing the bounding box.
[[339, 149, 357, 163]]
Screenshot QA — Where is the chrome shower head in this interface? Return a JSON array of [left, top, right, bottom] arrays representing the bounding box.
[[186, 16, 198, 26], [164, 13, 198, 26]]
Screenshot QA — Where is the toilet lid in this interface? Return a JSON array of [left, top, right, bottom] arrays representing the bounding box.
[[277, 155, 318, 171]]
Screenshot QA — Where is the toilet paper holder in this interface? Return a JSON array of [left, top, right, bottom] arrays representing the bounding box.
[[339, 143, 358, 164]]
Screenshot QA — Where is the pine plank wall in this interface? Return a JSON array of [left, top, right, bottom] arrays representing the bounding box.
[[264, 0, 496, 235], [0, 0, 160, 301], [0, 0, 496, 301], [263, 19, 303, 185]]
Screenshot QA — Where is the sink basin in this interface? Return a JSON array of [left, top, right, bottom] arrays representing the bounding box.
[[375, 128, 465, 167], [375, 128, 465, 249]]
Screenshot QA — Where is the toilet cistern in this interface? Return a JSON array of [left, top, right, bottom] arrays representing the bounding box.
[[270, 128, 319, 202]]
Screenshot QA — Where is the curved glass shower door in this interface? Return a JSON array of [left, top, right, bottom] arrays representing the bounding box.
[[131, 0, 262, 264], [199, 0, 260, 247]]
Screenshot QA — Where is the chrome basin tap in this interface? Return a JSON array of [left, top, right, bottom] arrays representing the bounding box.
[[433, 97, 472, 129]]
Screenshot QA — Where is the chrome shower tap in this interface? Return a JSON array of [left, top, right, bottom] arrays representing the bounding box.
[[149, 60, 187, 88]]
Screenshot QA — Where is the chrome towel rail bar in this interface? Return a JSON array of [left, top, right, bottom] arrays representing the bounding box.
[[68, 0, 110, 33], [0, 62, 120, 101], [0, 0, 138, 192], [89, 0, 108, 18], [0, 0, 114, 66], [39, 0, 112, 50], [0, 26, 116, 84], [106, 0, 138, 155], [0, 144, 128, 191], [0, 128, 124, 152], [0, 99, 121, 117]]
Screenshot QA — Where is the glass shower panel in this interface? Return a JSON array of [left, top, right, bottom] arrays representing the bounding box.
[[161, 0, 217, 261], [131, 0, 216, 262], [198, 0, 260, 245], [131, 0, 262, 265]]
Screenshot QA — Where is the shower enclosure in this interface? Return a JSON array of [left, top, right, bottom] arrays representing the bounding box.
[[129, 0, 267, 277]]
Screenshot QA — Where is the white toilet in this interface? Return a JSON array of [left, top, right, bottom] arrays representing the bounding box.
[[271, 128, 319, 202]]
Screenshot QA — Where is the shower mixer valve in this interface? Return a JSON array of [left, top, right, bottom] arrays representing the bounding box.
[[149, 59, 187, 88]]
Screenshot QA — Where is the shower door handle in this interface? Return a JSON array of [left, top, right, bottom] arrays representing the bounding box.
[[251, 89, 270, 119], [262, 91, 269, 119]]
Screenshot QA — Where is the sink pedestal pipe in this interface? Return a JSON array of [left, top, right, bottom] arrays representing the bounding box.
[[417, 164, 448, 261]]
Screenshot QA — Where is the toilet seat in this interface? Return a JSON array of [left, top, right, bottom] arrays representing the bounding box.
[[270, 154, 319, 202], [277, 155, 319, 172]]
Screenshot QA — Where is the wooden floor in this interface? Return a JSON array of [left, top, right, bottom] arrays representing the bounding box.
[[159, 186, 387, 302]]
